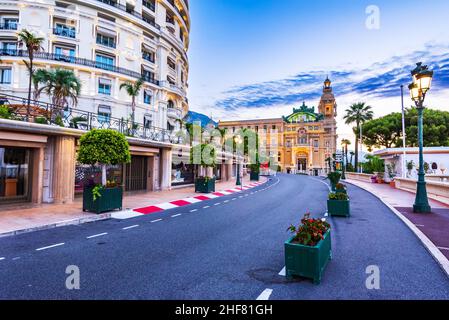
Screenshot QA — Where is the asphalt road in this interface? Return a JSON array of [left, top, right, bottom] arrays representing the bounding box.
[[0, 174, 448, 299]]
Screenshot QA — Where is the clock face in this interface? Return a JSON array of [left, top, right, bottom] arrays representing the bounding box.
[[298, 129, 306, 135]]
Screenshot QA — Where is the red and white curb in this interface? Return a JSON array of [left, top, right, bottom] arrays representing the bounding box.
[[111, 181, 266, 220]]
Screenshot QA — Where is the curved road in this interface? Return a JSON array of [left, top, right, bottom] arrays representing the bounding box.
[[0, 174, 448, 299]]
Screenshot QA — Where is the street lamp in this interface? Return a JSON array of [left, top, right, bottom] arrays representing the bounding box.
[[408, 62, 433, 213], [234, 136, 243, 186]]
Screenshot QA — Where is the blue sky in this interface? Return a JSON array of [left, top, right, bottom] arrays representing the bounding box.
[[187, 0, 449, 141]]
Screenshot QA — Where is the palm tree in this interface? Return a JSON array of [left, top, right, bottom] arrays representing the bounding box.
[[36, 68, 82, 117], [18, 29, 45, 118], [343, 102, 374, 172], [349, 151, 355, 167], [119, 78, 144, 125], [341, 139, 351, 169], [31, 68, 49, 100]]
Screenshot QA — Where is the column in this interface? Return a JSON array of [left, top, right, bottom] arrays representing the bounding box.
[[160, 148, 172, 190], [52, 136, 76, 204]]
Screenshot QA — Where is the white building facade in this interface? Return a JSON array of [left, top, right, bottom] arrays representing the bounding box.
[[0, 0, 190, 130]]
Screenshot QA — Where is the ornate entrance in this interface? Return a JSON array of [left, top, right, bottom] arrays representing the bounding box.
[[297, 158, 307, 171]]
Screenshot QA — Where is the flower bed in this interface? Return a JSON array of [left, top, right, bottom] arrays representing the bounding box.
[[327, 192, 350, 217]]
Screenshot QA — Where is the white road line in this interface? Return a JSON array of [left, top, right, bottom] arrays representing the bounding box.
[[12, 257, 20, 261], [415, 224, 425, 227], [151, 219, 163, 223], [190, 209, 198, 212], [36, 243, 65, 251], [278, 267, 286, 276], [256, 288, 273, 300], [171, 214, 182, 218], [232, 198, 237, 201], [214, 203, 221, 206], [86, 233, 108, 239], [239, 196, 244, 198], [324, 212, 329, 217], [223, 200, 229, 203], [0, 257, 5, 261], [122, 225, 139, 230], [438, 247, 449, 251], [203, 206, 210, 209]]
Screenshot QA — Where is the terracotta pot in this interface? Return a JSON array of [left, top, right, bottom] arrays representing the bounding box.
[[389, 181, 396, 188]]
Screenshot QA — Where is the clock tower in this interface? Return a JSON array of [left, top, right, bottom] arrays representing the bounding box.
[[318, 77, 338, 160]]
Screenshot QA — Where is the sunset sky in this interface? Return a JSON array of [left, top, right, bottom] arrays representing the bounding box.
[[187, 0, 449, 143]]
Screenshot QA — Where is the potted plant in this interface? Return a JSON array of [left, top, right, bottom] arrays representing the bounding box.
[[78, 129, 131, 214], [327, 192, 350, 217], [327, 171, 341, 191], [370, 175, 377, 183], [192, 143, 216, 193], [386, 163, 396, 187], [250, 163, 260, 181], [406, 160, 415, 178], [285, 213, 331, 284], [335, 183, 347, 194]]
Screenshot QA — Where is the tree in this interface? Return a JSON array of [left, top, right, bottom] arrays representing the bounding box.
[[36, 68, 81, 116], [349, 151, 355, 166], [362, 108, 449, 150], [341, 139, 351, 168], [31, 68, 48, 101], [18, 29, 45, 118], [77, 129, 131, 186], [343, 102, 374, 172], [119, 78, 144, 125]]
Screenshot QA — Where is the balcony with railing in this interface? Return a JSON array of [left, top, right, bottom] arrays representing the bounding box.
[[142, 0, 155, 12], [0, 49, 160, 86], [142, 51, 155, 63], [0, 93, 181, 144], [53, 25, 76, 38], [96, 0, 160, 30], [0, 22, 18, 30]]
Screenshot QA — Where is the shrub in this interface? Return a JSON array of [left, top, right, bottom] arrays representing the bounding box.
[[327, 171, 341, 185], [328, 192, 349, 201], [77, 129, 131, 186], [250, 163, 260, 173], [34, 116, 48, 124], [287, 213, 330, 247], [0, 105, 12, 119], [54, 115, 64, 127]]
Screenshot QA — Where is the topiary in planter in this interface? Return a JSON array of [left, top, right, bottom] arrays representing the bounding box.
[[78, 129, 131, 213], [327, 172, 341, 191], [191, 143, 217, 193]]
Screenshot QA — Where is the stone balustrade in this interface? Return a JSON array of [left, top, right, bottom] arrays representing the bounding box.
[[345, 172, 373, 183], [394, 178, 449, 206]]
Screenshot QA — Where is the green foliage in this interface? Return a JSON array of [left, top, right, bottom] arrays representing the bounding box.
[[424, 162, 430, 173], [362, 155, 384, 174], [328, 192, 349, 201], [362, 108, 449, 150], [250, 163, 260, 173], [327, 171, 341, 185], [386, 163, 396, 179], [0, 105, 12, 119], [54, 115, 64, 127], [77, 129, 131, 166], [406, 160, 415, 171], [190, 143, 216, 168], [92, 184, 103, 202], [70, 116, 88, 129], [34, 116, 48, 124]]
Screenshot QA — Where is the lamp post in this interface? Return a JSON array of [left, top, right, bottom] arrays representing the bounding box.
[[234, 136, 243, 186], [408, 62, 433, 213], [341, 140, 348, 180]]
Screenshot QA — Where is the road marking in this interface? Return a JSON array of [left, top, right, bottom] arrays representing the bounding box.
[[223, 200, 229, 203], [438, 247, 449, 251], [214, 203, 221, 206], [278, 267, 286, 276], [190, 209, 198, 212], [171, 214, 182, 218], [256, 288, 273, 300], [203, 206, 210, 209], [232, 198, 237, 201], [0, 257, 5, 261], [415, 224, 425, 227], [87, 233, 108, 239], [239, 196, 244, 198], [122, 225, 139, 230], [36, 243, 65, 251], [324, 212, 329, 217], [12, 257, 21, 261], [151, 219, 163, 223]]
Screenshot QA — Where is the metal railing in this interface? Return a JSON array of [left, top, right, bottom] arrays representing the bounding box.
[[0, 49, 160, 86], [96, 0, 160, 30], [0, 94, 183, 144], [142, 0, 156, 11], [53, 27, 76, 38], [0, 23, 18, 30]]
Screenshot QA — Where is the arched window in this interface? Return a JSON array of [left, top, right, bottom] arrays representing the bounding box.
[[167, 100, 175, 109]]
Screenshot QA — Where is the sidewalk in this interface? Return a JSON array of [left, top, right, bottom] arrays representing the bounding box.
[[0, 176, 265, 237], [345, 179, 449, 260]]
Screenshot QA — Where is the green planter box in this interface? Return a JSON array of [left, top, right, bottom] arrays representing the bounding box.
[[327, 199, 350, 217], [250, 171, 260, 181], [83, 186, 123, 214], [285, 230, 332, 284], [195, 177, 216, 193]]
